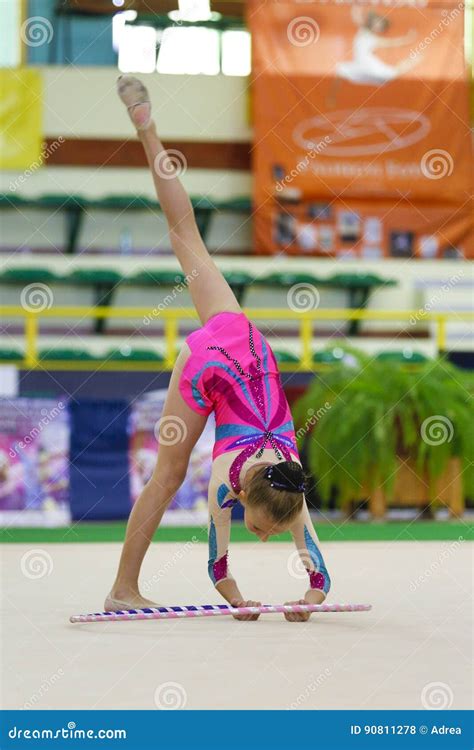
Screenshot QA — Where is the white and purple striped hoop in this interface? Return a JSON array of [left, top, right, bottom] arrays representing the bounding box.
[[70, 602, 372, 623]]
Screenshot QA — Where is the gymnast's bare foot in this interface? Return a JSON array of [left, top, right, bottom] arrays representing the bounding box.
[[116, 75, 152, 131], [105, 589, 161, 612]]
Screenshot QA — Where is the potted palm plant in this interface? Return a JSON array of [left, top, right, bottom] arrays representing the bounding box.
[[293, 349, 473, 518]]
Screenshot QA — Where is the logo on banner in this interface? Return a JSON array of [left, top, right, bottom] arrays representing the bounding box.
[[293, 108, 430, 157]]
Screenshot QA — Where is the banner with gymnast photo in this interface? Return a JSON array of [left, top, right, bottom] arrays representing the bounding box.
[[128, 390, 216, 525], [0, 398, 71, 527], [249, 0, 473, 258]]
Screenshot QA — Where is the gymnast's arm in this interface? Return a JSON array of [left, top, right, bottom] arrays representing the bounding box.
[[290, 498, 331, 603], [207, 472, 241, 602], [207, 472, 262, 620]]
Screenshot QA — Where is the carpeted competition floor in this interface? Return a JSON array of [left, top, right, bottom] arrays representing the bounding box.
[[1, 522, 472, 710]]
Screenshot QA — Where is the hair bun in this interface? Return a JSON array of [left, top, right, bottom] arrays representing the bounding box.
[[264, 461, 305, 493]]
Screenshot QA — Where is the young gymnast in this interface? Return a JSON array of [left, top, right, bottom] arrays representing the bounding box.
[[106, 76, 330, 622]]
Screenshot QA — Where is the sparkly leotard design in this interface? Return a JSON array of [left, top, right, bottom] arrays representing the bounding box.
[[179, 312, 299, 492], [179, 312, 330, 595]]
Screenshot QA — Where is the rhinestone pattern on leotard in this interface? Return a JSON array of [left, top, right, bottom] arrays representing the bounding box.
[[185, 317, 298, 493], [207, 345, 251, 380], [206, 322, 292, 492], [207, 321, 283, 485], [207, 322, 261, 381]]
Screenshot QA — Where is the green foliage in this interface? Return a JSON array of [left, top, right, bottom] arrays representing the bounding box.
[[293, 350, 474, 504]]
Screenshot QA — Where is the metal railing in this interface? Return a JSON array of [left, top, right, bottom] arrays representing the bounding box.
[[1, 305, 472, 371]]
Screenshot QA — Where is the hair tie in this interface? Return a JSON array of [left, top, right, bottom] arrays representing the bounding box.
[[264, 462, 305, 493]]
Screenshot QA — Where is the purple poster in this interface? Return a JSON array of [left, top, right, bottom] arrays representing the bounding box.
[[0, 398, 70, 525], [129, 390, 214, 523]]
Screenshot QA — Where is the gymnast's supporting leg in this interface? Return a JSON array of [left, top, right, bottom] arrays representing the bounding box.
[[107, 346, 207, 609]]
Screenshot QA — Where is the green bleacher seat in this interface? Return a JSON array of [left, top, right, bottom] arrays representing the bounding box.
[[0, 193, 253, 254], [106, 348, 164, 362], [0, 347, 23, 361], [274, 350, 300, 363], [260, 271, 321, 286], [223, 271, 255, 286], [222, 271, 255, 304], [37, 194, 86, 209], [0, 267, 60, 283], [39, 348, 98, 361], [376, 350, 428, 364], [217, 197, 252, 212], [0, 193, 27, 208], [125, 270, 185, 286], [191, 196, 216, 210], [326, 273, 396, 289], [94, 195, 156, 210], [67, 269, 123, 285]]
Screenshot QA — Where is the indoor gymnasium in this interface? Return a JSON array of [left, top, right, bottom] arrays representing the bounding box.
[[0, 0, 473, 722]]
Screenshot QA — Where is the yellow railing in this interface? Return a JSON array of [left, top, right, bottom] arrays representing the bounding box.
[[1, 305, 473, 372]]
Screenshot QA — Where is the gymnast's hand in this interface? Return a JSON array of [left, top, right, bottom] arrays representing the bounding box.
[[284, 589, 325, 622], [283, 599, 311, 622], [230, 599, 262, 621]]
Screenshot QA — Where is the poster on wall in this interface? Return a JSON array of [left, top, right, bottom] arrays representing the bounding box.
[[0, 69, 43, 170], [249, 0, 473, 257], [129, 391, 215, 525], [0, 398, 70, 526]]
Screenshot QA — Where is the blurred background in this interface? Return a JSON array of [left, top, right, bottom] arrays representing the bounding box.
[[0, 0, 472, 535]]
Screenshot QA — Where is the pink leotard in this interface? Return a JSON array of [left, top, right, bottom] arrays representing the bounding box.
[[179, 311, 331, 596], [179, 311, 299, 492]]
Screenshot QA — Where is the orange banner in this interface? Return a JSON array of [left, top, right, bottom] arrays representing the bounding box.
[[249, 0, 473, 258]]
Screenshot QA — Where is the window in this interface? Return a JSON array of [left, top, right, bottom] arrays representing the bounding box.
[[113, 5, 250, 77], [170, 0, 213, 23], [157, 27, 220, 76], [222, 31, 251, 77], [1, 2, 21, 67], [118, 25, 157, 74]]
